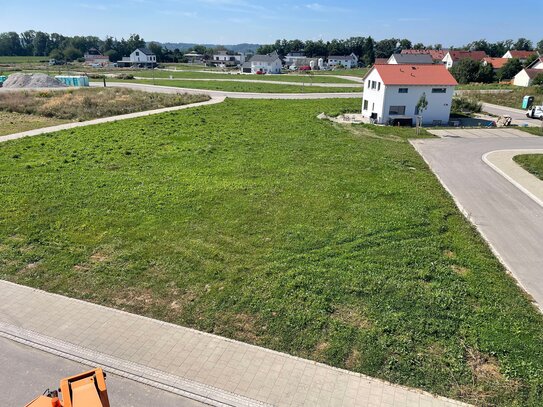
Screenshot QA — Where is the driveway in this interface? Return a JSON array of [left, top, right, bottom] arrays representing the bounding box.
[[411, 135, 543, 311], [427, 128, 535, 139]]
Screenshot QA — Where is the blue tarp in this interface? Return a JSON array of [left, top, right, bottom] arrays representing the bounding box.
[[54, 75, 90, 87]]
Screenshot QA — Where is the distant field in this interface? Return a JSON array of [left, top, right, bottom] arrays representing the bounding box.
[[514, 154, 543, 179], [104, 78, 362, 93], [456, 84, 516, 90], [129, 70, 359, 83], [0, 56, 48, 64], [1, 98, 543, 406], [0, 111, 67, 136], [312, 68, 369, 77], [464, 87, 543, 109]]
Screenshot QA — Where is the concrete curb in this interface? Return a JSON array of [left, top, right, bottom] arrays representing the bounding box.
[[0, 321, 268, 407], [482, 149, 543, 209]]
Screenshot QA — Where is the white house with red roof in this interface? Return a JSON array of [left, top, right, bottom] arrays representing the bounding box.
[[442, 51, 488, 69], [513, 57, 543, 87], [503, 50, 537, 63], [361, 64, 458, 125]]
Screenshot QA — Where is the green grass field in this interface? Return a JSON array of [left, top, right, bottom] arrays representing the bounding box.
[[311, 68, 368, 77], [0, 56, 48, 64], [103, 78, 361, 93], [464, 87, 543, 109], [514, 154, 543, 179], [127, 70, 358, 83], [1, 99, 542, 405]]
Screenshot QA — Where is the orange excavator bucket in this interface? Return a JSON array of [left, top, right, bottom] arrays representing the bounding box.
[[25, 368, 110, 407]]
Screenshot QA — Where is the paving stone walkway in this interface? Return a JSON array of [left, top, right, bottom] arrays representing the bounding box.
[[0, 280, 467, 407]]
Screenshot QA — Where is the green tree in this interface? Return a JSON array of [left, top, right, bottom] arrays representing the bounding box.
[[449, 58, 481, 84], [498, 58, 523, 80], [513, 38, 533, 51], [63, 46, 82, 61], [537, 40, 543, 55], [532, 73, 543, 86], [476, 63, 496, 83]]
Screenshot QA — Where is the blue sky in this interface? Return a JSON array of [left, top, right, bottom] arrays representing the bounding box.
[[3, 0, 542, 45]]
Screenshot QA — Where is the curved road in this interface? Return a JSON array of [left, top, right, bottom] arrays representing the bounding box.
[[412, 135, 543, 311]]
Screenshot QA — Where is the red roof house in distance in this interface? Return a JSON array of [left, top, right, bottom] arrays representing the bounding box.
[[482, 57, 509, 70], [361, 64, 457, 126], [401, 49, 448, 63], [503, 50, 537, 62], [442, 50, 488, 69]]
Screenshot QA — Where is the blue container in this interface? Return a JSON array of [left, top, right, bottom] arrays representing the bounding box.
[[55, 75, 90, 87]]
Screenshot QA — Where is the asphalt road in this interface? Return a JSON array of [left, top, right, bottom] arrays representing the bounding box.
[[0, 337, 207, 407], [411, 136, 543, 311]]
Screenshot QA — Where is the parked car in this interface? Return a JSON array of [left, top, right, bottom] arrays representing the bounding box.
[[299, 65, 311, 71], [526, 106, 543, 120]]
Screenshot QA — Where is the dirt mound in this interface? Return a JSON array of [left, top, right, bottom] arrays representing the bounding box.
[[3, 73, 66, 89]]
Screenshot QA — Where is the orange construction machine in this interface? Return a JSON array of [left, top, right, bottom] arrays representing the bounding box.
[[25, 368, 110, 407]]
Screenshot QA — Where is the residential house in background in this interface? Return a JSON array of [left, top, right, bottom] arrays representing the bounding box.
[[503, 50, 537, 63], [442, 50, 488, 69], [387, 53, 433, 65], [284, 52, 306, 66], [361, 64, 457, 125], [328, 53, 358, 69], [210, 50, 245, 67], [84, 48, 109, 66], [184, 51, 205, 64], [513, 57, 543, 87], [249, 51, 282, 74], [117, 48, 157, 68], [401, 49, 448, 63], [482, 57, 508, 71]]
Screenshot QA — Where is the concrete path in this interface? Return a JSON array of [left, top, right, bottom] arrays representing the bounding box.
[[0, 281, 467, 407], [411, 136, 543, 311], [0, 97, 225, 144], [481, 102, 538, 127], [427, 128, 535, 139], [484, 149, 543, 208], [133, 77, 361, 88], [0, 337, 205, 407], [90, 81, 363, 100]]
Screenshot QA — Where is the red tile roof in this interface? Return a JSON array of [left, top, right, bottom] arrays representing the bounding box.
[[526, 69, 543, 79], [483, 57, 508, 69], [506, 50, 536, 59], [447, 51, 488, 62], [369, 64, 458, 86], [401, 49, 448, 61]]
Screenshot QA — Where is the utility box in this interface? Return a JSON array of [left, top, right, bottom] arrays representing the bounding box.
[[522, 95, 535, 109], [0, 75, 6, 87]]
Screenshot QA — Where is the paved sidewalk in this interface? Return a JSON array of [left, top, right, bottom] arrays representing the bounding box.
[[0, 97, 225, 144], [483, 149, 543, 208], [427, 128, 535, 139], [132, 77, 362, 88], [0, 281, 466, 407]]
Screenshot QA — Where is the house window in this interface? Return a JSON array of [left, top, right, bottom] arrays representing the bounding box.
[[136, 52, 139, 56], [389, 106, 406, 115], [363, 100, 368, 110], [377, 82, 381, 91], [371, 81, 376, 89], [398, 88, 408, 93], [432, 88, 447, 93]]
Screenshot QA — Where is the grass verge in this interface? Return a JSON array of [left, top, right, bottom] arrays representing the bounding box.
[[102, 79, 361, 93], [463, 87, 543, 109], [0, 99, 542, 405], [514, 154, 543, 179]]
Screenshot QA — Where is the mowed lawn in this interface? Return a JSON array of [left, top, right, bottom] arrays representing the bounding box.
[[104, 78, 361, 93], [514, 154, 543, 179], [129, 70, 359, 83], [1, 99, 542, 405]]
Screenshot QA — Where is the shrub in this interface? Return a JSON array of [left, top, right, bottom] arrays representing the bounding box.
[[452, 97, 482, 113], [532, 73, 543, 86], [115, 73, 135, 80]]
